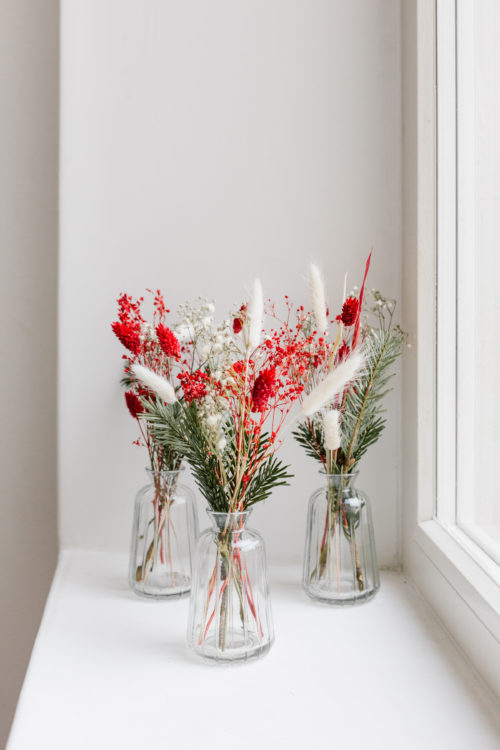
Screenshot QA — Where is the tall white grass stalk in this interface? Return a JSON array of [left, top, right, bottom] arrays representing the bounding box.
[[323, 409, 341, 451], [309, 263, 328, 333], [131, 363, 177, 404], [245, 279, 263, 353], [299, 351, 364, 417]]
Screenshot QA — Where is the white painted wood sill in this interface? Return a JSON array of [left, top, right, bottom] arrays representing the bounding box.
[[7, 551, 500, 750]]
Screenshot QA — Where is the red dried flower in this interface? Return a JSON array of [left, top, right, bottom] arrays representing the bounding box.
[[233, 304, 247, 334], [340, 296, 359, 326], [178, 370, 210, 403], [156, 324, 180, 359], [337, 341, 350, 363], [111, 321, 142, 356], [251, 368, 276, 412], [125, 390, 143, 419]]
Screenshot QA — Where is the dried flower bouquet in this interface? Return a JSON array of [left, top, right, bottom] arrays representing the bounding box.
[[293, 255, 407, 599]]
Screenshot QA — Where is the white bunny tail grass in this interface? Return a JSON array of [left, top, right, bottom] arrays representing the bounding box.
[[246, 278, 264, 353], [131, 363, 177, 404], [299, 351, 364, 417], [323, 409, 341, 451], [309, 263, 328, 333]]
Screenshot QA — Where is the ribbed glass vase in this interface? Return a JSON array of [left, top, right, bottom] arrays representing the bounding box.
[[129, 468, 198, 599], [303, 472, 379, 605], [187, 510, 274, 663]]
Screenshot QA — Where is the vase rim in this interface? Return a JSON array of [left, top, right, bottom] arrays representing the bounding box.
[[319, 470, 359, 478], [206, 508, 252, 517], [145, 466, 184, 476]]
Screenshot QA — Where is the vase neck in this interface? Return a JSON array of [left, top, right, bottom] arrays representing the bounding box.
[[321, 471, 358, 490], [207, 510, 252, 532], [146, 468, 181, 492]]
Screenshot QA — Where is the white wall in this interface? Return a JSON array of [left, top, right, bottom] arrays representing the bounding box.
[[60, 0, 402, 565], [0, 1, 59, 745]]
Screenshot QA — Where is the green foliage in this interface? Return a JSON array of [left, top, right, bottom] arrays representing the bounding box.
[[143, 399, 292, 511], [294, 325, 406, 473], [292, 419, 326, 468], [340, 326, 405, 469]]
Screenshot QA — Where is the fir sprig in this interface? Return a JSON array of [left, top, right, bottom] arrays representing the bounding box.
[[143, 398, 292, 511], [293, 324, 406, 473]]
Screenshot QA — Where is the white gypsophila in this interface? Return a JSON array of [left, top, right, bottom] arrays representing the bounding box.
[[206, 413, 222, 428]]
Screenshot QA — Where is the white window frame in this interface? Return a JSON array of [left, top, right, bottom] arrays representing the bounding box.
[[402, 0, 500, 700]]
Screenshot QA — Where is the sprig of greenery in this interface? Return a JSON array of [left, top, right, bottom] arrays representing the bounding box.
[[293, 323, 406, 473], [143, 398, 292, 511]]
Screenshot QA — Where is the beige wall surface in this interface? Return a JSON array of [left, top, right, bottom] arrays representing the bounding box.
[[0, 1, 59, 745]]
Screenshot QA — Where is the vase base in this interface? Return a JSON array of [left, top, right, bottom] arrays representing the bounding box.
[[131, 571, 191, 600], [304, 580, 380, 606], [189, 632, 274, 664]]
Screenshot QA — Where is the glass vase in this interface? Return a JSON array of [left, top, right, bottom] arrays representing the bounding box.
[[303, 472, 380, 605], [129, 468, 198, 599], [187, 510, 274, 663]]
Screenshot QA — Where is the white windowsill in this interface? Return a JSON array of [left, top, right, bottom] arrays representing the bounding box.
[[7, 550, 500, 750]]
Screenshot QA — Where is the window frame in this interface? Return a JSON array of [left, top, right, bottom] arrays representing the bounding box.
[[402, 0, 500, 700]]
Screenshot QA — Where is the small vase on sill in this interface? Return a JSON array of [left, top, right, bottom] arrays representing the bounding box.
[[187, 510, 274, 663], [129, 468, 198, 599], [303, 471, 379, 605]]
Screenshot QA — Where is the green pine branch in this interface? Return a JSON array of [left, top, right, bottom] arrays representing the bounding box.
[[143, 398, 292, 511]]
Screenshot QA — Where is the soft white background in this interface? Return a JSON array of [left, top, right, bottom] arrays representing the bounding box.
[[59, 0, 402, 564]]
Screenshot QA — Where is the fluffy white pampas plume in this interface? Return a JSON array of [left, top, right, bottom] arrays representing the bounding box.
[[309, 263, 328, 333], [323, 409, 341, 451], [300, 351, 364, 417], [131, 363, 177, 404], [245, 279, 263, 353]]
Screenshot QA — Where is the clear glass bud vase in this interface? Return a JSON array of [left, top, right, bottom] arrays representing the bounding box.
[[129, 468, 198, 599], [303, 472, 380, 605], [187, 510, 274, 663]]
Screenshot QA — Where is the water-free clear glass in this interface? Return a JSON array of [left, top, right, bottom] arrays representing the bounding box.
[[129, 468, 198, 599], [303, 472, 379, 605], [187, 510, 274, 663]]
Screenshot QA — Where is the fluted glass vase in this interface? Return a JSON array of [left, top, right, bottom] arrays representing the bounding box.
[[303, 472, 379, 605], [129, 468, 198, 599], [187, 510, 274, 663]]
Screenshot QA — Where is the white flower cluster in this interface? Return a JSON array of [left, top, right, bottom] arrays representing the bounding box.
[[175, 297, 215, 344], [175, 297, 240, 367], [197, 396, 228, 454]]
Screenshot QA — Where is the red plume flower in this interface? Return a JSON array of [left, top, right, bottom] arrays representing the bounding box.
[[340, 296, 359, 327], [252, 368, 276, 412], [111, 321, 142, 356], [156, 324, 180, 359], [125, 390, 143, 419]]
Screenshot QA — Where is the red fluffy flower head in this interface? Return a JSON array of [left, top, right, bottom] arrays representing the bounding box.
[[251, 368, 277, 412], [233, 304, 247, 335], [156, 324, 180, 359], [340, 296, 359, 327], [124, 390, 143, 419], [111, 321, 142, 356]]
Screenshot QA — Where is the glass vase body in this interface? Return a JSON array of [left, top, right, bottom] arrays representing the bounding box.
[[187, 510, 274, 663], [129, 468, 198, 599], [303, 472, 380, 605]]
